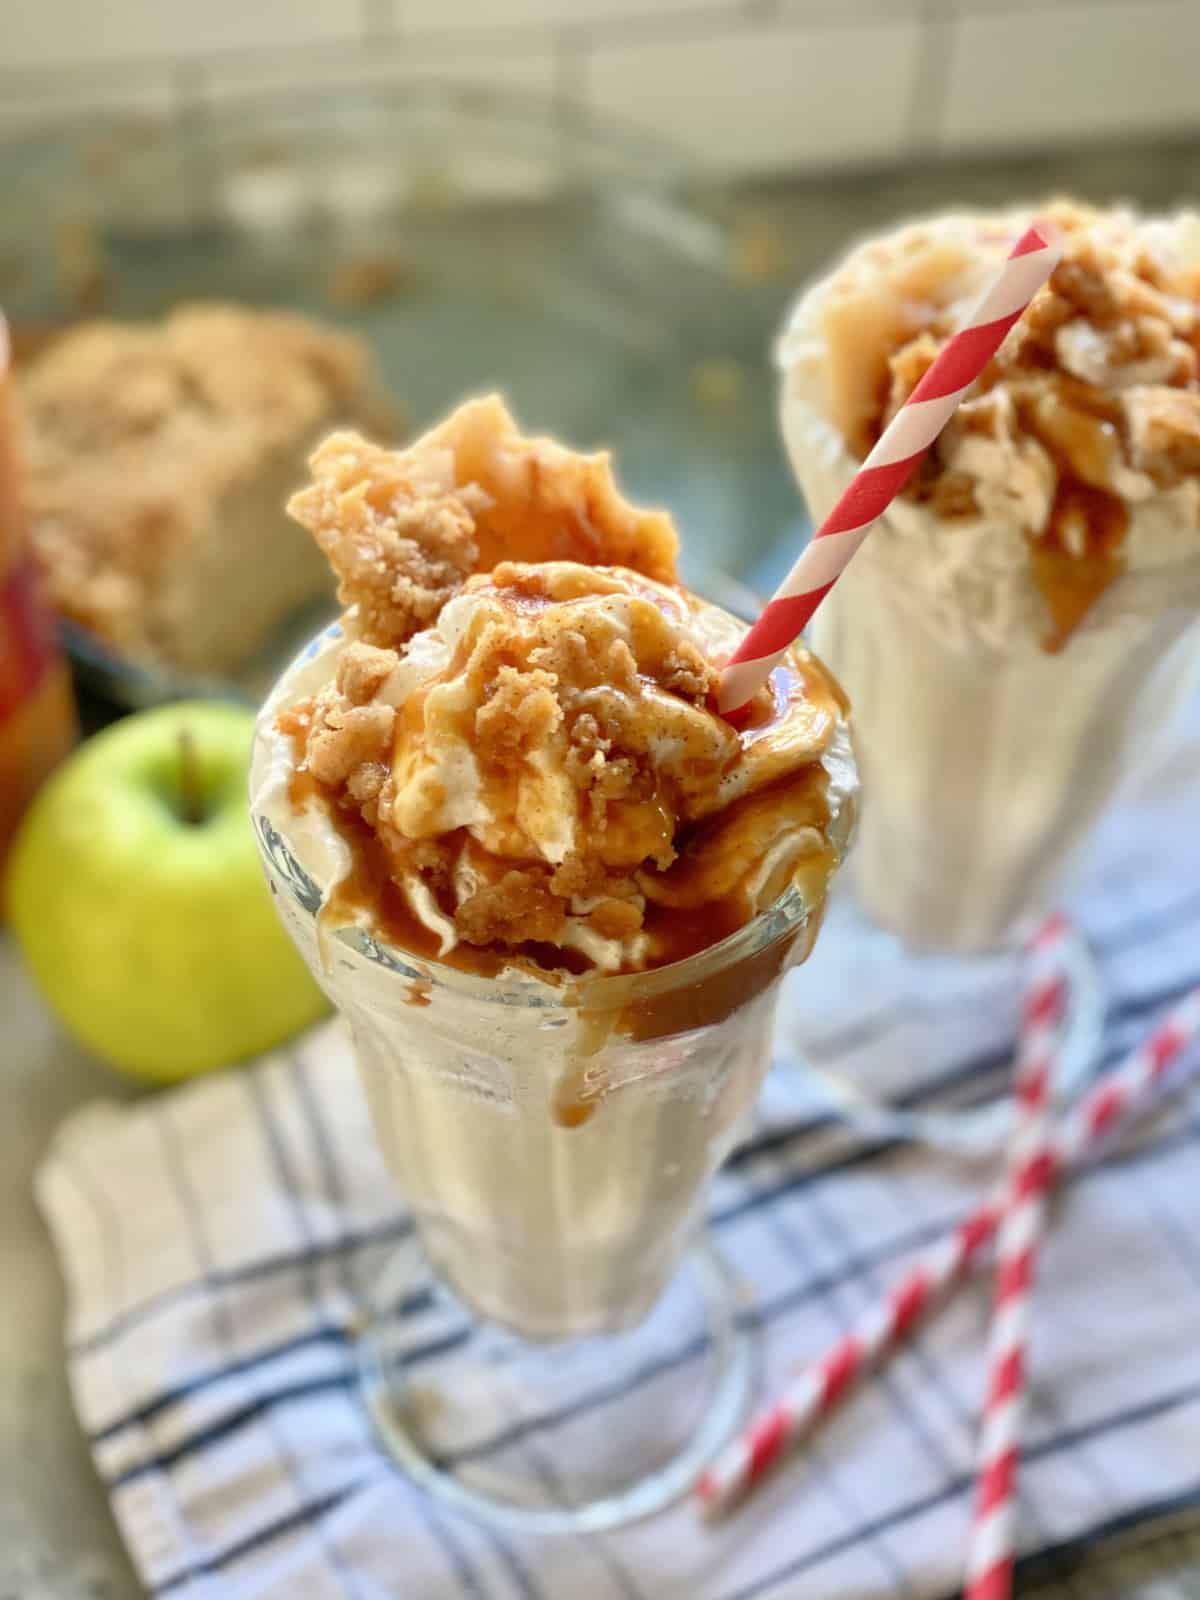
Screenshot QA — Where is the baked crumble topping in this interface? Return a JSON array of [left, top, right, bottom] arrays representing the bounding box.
[[287, 395, 680, 654], [279, 400, 844, 967], [287, 432, 485, 651], [20, 303, 391, 664]]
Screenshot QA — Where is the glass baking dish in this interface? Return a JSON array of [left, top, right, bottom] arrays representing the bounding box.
[[0, 83, 787, 709]]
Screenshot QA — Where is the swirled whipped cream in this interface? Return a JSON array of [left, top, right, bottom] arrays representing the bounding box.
[[779, 200, 1200, 652], [253, 397, 854, 976]]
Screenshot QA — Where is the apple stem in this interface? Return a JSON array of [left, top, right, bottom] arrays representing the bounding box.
[[177, 726, 204, 826]]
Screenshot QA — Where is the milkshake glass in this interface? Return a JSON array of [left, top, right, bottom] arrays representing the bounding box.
[[250, 396, 857, 1529], [252, 676, 853, 1530], [776, 203, 1200, 1131]]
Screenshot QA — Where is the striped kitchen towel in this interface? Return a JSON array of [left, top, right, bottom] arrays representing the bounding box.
[[35, 735, 1200, 1600]]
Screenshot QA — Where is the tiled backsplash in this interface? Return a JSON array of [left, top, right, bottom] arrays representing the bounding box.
[[2, 0, 1197, 175]]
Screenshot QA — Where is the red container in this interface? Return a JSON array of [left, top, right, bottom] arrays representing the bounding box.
[[0, 314, 76, 870]]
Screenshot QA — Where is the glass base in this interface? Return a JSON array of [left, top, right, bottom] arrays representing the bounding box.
[[357, 1236, 753, 1535], [778, 894, 1105, 1157]]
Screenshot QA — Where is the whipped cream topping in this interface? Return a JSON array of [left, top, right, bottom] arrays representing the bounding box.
[[379, 570, 738, 869], [778, 202, 1200, 653], [254, 580, 851, 975]]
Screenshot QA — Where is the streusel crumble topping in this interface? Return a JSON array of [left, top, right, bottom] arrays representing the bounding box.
[[278, 398, 849, 972]]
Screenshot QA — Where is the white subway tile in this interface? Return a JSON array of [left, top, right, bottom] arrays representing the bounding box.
[[941, 0, 1200, 148], [198, 46, 554, 103], [780, 0, 924, 12], [400, 0, 740, 29], [931, 0, 1044, 9], [4, 0, 361, 70], [584, 17, 923, 175]]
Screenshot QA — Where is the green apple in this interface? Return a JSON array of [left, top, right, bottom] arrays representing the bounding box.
[[5, 700, 328, 1082]]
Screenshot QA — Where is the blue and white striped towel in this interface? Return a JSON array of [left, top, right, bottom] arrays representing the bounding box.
[[36, 733, 1200, 1600]]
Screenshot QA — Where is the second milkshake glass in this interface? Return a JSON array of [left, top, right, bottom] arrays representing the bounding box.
[[774, 216, 1200, 1141]]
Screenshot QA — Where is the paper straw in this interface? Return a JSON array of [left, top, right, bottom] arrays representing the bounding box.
[[962, 916, 1071, 1600], [696, 978, 1200, 1518], [716, 222, 1062, 715]]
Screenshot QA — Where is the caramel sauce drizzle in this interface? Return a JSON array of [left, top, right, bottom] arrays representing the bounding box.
[[280, 654, 835, 1127], [1016, 380, 1129, 651], [1032, 479, 1127, 652]]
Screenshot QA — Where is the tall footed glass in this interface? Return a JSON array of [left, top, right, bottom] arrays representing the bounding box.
[[252, 762, 853, 1532], [775, 203, 1200, 1146]]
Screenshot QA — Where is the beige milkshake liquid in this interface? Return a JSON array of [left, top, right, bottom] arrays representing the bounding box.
[[252, 397, 855, 1338], [780, 202, 1200, 952]]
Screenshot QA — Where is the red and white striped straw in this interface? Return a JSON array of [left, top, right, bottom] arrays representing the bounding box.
[[716, 221, 1063, 715], [962, 915, 1071, 1600], [696, 978, 1200, 1519], [695, 1195, 1002, 1518]]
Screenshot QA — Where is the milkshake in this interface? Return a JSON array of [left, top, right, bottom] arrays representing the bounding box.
[[251, 397, 855, 1341], [779, 201, 1200, 952]]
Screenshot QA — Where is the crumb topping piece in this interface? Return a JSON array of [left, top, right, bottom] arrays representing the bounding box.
[[286, 395, 679, 653], [287, 431, 485, 650], [305, 642, 399, 791]]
